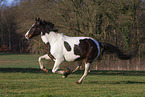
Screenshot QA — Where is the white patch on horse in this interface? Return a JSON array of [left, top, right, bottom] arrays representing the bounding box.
[[41, 32, 49, 44]]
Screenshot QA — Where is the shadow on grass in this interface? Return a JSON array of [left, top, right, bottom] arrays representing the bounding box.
[[1, 68, 145, 85], [1, 68, 145, 76], [88, 80, 145, 84], [74, 70, 145, 76], [0, 68, 48, 73]]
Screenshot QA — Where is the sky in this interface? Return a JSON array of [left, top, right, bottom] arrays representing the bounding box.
[[0, 0, 16, 6], [7, 0, 14, 4]]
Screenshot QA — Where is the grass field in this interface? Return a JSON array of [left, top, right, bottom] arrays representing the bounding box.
[[1, 54, 145, 97]]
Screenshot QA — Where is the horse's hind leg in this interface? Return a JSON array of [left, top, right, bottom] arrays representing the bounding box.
[[38, 54, 51, 73], [76, 45, 99, 84], [62, 61, 83, 78], [76, 62, 91, 84]]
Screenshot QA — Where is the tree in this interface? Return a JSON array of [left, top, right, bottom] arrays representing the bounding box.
[[0, 4, 23, 52]]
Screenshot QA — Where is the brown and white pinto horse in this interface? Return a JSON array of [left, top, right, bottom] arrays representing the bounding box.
[[25, 18, 132, 84]]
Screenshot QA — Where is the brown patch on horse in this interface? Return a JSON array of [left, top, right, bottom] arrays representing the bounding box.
[[74, 39, 89, 61], [45, 43, 55, 60], [74, 39, 98, 63]]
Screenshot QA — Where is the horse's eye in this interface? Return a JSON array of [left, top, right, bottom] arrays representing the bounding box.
[[33, 25, 38, 28]]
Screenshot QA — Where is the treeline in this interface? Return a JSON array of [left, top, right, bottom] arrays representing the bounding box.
[[0, 0, 145, 70]]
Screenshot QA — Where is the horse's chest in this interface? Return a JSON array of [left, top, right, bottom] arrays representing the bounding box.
[[45, 42, 63, 60]]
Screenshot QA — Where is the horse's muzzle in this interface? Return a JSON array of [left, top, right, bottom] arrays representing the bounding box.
[[25, 35, 29, 40]]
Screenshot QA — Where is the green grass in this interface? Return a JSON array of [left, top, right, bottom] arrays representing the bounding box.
[[0, 54, 39, 68], [0, 54, 145, 97]]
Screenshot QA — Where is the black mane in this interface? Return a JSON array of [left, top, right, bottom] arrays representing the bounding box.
[[39, 19, 59, 33]]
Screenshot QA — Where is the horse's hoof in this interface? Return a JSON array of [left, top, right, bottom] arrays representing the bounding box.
[[45, 69, 49, 73], [62, 75, 67, 78], [40, 70, 44, 72], [63, 68, 71, 78], [43, 68, 49, 73], [75, 82, 82, 84]]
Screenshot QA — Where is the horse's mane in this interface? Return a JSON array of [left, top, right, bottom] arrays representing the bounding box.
[[41, 20, 59, 32]]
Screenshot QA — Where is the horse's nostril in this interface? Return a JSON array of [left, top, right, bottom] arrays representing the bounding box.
[[25, 35, 29, 39]]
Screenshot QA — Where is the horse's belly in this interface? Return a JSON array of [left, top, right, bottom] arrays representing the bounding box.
[[64, 53, 80, 62]]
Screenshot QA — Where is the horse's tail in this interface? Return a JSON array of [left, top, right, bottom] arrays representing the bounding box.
[[99, 42, 135, 60]]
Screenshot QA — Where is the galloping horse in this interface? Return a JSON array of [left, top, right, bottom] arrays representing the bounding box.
[[25, 18, 132, 84]]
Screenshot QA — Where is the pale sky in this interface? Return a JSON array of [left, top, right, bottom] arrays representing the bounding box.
[[5, 0, 14, 6], [1, 0, 16, 6]]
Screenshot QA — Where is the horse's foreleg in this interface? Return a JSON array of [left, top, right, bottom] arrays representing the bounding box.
[[62, 61, 83, 78], [76, 63, 91, 84], [38, 54, 50, 73], [52, 60, 64, 74]]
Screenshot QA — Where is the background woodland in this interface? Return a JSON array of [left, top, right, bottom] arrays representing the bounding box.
[[0, 0, 145, 70]]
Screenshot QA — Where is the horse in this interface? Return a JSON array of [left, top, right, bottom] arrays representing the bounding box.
[[25, 18, 132, 84]]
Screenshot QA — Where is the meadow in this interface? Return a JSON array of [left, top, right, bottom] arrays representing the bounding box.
[[1, 54, 145, 97]]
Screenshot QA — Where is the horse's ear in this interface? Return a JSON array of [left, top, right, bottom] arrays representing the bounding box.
[[35, 17, 37, 21], [41, 20, 47, 24], [35, 17, 40, 22], [38, 18, 40, 22]]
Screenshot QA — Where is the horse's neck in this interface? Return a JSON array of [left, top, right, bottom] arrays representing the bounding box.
[[41, 31, 63, 44]]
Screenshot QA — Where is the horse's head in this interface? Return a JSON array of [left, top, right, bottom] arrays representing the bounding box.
[[25, 18, 58, 39]]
